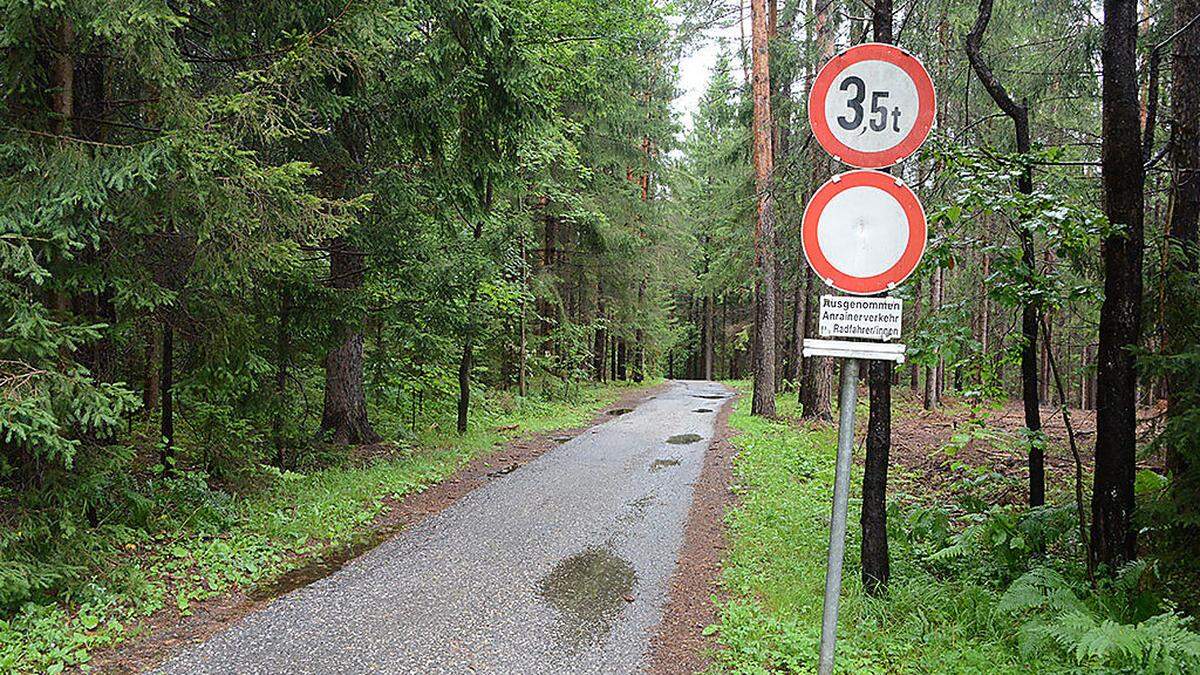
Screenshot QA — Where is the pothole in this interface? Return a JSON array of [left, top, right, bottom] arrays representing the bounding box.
[[538, 547, 636, 650], [553, 435, 573, 443], [650, 458, 680, 472], [692, 408, 713, 413], [607, 408, 633, 416], [692, 394, 725, 400], [666, 433, 703, 445]]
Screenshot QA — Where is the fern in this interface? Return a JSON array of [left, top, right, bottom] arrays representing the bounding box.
[[997, 566, 1085, 617], [1032, 610, 1200, 673]]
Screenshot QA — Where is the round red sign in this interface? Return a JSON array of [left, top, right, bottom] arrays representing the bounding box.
[[809, 43, 936, 169], [801, 170, 927, 295]]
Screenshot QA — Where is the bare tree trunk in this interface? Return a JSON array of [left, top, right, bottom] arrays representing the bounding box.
[[750, 0, 777, 417], [924, 270, 941, 409], [1092, 0, 1144, 573], [275, 289, 290, 467], [910, 278, 921, 392], [160, 324, 174, 471], [704, 294, 715, 380], [320, 239, 380, 445], [1164, 0, 1200, 476], [861, 0, 894, 597], [799, 0, 836, 421], [965, 0, 1043, 504]]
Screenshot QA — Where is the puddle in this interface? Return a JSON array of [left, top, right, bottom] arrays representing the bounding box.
[[487, 464, 519, 478], [692, 408, 713, 413], [538, 547, 637, 650], [607, 408, 633, 416], [692, 394, 725, 400], [618, 495, 655, 525], [666, 433, 703, 445], [250, 527, 398, 600], [650, 458, 680, 472]]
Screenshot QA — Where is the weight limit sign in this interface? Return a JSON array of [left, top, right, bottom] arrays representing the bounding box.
[[801, 169, 927, 296], [809, 43, 936, 169]]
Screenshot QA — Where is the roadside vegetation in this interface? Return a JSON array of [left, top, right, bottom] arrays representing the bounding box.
[[711, 388, 1200, 674], [0, 380, 642, 673]]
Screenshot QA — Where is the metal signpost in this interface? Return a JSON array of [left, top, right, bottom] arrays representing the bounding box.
[[803, 42, 935, 675]]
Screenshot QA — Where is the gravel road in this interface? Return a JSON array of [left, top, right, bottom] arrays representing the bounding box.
[[158, 380, 732, 675]]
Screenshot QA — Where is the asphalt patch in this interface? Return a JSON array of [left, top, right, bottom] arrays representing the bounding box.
[[666, 434, 703, 445], [538, 547, 637, 650]]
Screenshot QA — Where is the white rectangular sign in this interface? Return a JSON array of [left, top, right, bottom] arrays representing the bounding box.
[[818, 295, 903, 341]]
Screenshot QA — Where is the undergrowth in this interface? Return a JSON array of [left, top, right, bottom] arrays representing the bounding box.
[[710, 387, 1200, 674], [0, 380, 645, 673]]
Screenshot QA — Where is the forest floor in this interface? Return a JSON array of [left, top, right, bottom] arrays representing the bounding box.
[[4, 381, 657, 674]]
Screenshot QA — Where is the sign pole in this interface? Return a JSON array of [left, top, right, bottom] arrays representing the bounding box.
[[818, 356, 860, 675]]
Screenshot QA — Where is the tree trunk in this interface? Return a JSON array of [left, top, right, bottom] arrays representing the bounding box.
[[457, 336, 473, 434], [924, 270, 941, 409], [320, 238, 380, 445], [594, 289, 607, 381], [160, 323, 174, 471], [1164, 0, 1200, 476], [1091, 0, 1144, 573], [863, 361, 891, 594], [965, 0, 1043, 503], [860, 0, 894, 598], [275, 289, 290, 467], [704, 294, 715, 380], [749, 0, 777, 417]]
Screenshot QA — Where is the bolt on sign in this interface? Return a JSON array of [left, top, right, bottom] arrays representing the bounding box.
[[818, 295, 903, 340]]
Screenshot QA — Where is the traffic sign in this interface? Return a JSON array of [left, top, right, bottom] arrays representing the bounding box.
[[801, 169, 926, 295], [809, 43, 936, 169]]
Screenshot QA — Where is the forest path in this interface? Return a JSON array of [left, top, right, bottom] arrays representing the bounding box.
[[157, 380, 732, 675]]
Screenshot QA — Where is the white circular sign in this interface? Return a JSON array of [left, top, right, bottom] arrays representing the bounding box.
[[816, 185, 910, 278], [801, 170, 927, 295]]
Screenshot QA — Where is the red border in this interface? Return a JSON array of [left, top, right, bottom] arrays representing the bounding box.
[[809, 43, 936, 169], [801, 169, 927, 295]]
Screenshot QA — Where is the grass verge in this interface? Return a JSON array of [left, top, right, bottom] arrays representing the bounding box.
[[712, 387, 1093, 673]]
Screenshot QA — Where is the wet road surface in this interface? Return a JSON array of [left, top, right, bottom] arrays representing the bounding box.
[[158, 380, 732, 674]]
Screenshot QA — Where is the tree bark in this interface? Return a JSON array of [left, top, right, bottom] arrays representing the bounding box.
[[1165, 0, 1200, 476], [457, 336, 473, 434], [965, 0, 1043, 505], [275, 288, 290, 467], [160, 323, 174, 471], [750, 0, 777, 417], [1091, 0, 1144, 573], [320, 238, 380, 445], [860, 0, 894, 598]]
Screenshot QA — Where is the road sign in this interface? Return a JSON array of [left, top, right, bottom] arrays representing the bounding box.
[[818, 295, 903, 340], [802, 169, 926, 296], [808, 43, 936, 169]]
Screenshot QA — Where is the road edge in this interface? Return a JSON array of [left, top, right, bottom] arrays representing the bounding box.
[[647, 388, 740, 675], [82, 382, 669, 674]]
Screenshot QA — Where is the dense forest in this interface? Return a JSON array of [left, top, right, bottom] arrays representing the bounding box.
[[2, 0, 1199, 671]]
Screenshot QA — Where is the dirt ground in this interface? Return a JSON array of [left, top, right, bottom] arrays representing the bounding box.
[[885, 388, 1164, 506], [80, 383, 668, 674], [648, 392, 740, 675]]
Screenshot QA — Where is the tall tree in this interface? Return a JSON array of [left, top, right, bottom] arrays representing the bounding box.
[[750, 0, 778, 416], [1092, 0, 1145, 572], [964, 0, 1045, 507], [861, 0, 893, 597]]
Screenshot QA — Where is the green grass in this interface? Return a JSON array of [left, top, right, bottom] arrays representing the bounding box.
[[710, 387, 1061, 674], [0, 380, 649, 673]]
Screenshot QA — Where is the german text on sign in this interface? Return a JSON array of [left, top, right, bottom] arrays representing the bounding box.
[[818, 295, 903, 340]]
